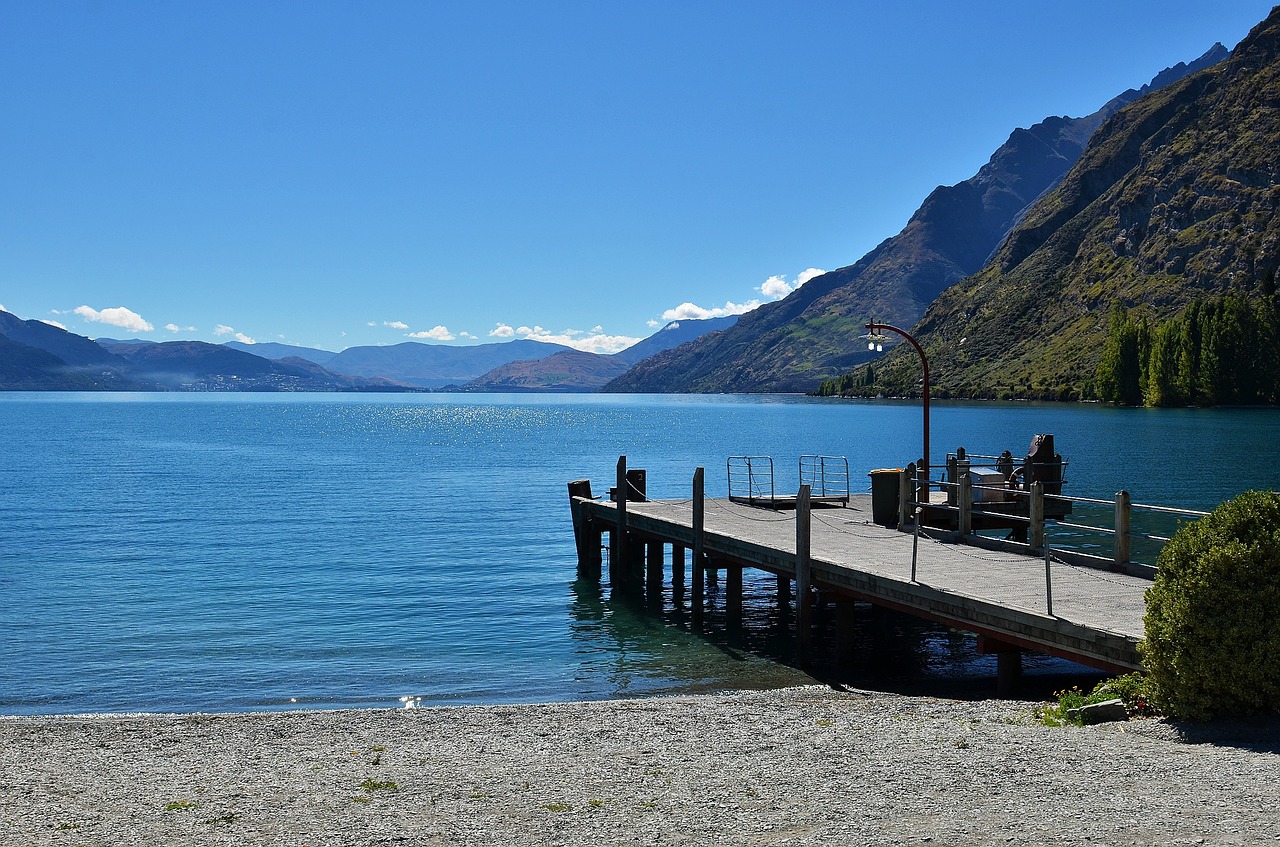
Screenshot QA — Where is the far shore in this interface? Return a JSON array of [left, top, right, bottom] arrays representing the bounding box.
[[3, 686, 1278, 847]]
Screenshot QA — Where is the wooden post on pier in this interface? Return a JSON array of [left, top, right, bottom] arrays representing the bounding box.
[[796, 484, 813, 661], [1028, 481, 1045, 553], [671, 545, 685, 587], [899, 463, 915, 530], [1114, 490, 1131, 565], [958, 473, 973, 537], [567, 479, 601, 578], [613, 456, 628, 586], [692, 467, 705, 624]]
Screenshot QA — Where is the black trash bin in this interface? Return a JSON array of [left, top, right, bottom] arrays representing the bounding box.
[[868, 468, 902, 527]]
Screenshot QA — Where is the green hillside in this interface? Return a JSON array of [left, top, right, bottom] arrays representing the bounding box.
[[821, 8, 1280, 404]]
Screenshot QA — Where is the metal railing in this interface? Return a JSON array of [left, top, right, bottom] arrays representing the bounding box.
[[799, 455, 850, 503], [727, 456, 775, 503], [899, 463, 1211, 575]]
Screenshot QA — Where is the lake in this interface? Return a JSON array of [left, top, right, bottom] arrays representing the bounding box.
[[2, 392, 1277, 715]]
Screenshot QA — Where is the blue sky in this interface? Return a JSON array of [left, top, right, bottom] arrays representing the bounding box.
[[2, 1, 1271, 353]]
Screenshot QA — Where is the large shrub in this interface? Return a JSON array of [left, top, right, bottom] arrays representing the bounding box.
[[1141, 490, 1280, 720]]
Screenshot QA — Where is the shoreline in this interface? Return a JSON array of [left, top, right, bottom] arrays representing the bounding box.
[[3, 686, 1278, 846]]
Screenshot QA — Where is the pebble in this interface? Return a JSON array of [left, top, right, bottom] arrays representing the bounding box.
[[1, 686, 1278, 846]]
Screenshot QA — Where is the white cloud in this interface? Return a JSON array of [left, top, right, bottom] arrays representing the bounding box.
[[646, 319, 660, 328], [489, 323, 515, 338], [660, 300, 760, 321], [40, 319, 67, 330], [73, 305, 154, 333], [505, 323, 640, 354], [407, 325, 455, 341], [367, 321, 377, 327], [759, 267, 826, 300], [656, 267, 827, 326], [383, 320, 409, 330], [214, 324, 235, 336], [235, 333, 256, 344], [164, 323, 196, 333], [458, 331, 476, 339]]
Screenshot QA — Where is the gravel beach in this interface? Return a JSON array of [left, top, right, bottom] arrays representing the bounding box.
[[2, 686, 1278, 846]]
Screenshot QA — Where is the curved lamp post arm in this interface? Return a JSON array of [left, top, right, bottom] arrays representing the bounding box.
[[865, 322, 931, 503]]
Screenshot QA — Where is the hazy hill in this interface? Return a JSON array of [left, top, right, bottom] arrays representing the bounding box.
[[604, 44, 1228, 394], [107, 340, 408, 391], [461, 316, 737, 391], [0, 311, 144, 390], [224, 340, 338, 366], [325, 339, 574, 388], [829, 8, 1280, 401]]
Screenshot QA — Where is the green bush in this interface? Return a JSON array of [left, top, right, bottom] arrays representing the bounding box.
[[1141, 490, 1280, 720]]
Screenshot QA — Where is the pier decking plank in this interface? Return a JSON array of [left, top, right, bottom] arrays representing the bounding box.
[[576, 494, 1147, 672]]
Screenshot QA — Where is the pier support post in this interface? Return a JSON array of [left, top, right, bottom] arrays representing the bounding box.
[[613, 456, 628, 587], [646, 541, 663, 607], [796, 484, 813, 662], [1028, 481, 1045, 553], [979, 636, 1023, 698], [692, 467, 705, 624], [671, 545, 685, 587], [1114, 490, 1131, 565], [776, 573, 789, 604], [726, 565, 743, 628], [568, 479, 600, 579], [997, 651, 1023, 698]]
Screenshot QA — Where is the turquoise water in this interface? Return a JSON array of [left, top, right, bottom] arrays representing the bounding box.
[[1, 393, 1277, 715]]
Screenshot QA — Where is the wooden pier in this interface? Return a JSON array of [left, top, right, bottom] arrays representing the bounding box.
[[569, 457, 1156, 689]]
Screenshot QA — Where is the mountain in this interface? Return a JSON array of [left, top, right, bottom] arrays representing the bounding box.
[[613, 316, 739, 365], [224, 341, 338, 366], [826, 8, 1280, 402], [603, 43, 1229, 394], [325, 339, 574, 388], [107, 340, 410, 391], [0, 311, 145, 390], [461, 316, 738, 391], [461, 350, 632, 392]]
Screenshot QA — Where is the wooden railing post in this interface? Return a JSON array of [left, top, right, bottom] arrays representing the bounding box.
[[898, 463, 914, 530], [1028, 481, 1045, 553], [958, 473, 973, 537], [692, 467, 705, 624], [796, 484, 812, 662], [1115, 490, 1132, 565]]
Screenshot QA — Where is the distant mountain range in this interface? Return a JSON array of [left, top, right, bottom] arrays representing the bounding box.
[[461, 316, 738, 391], [1, 312, 736, 392], [830, 8, 1280, 402], [604, 43, 1229, 394]]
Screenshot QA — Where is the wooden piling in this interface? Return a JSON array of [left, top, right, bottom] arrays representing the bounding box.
[[613, 456, 628, 586], [958, 473, 973, 536], [567, 479, 596, 577], [726, 564, 743, 626], [796, 484, 813, 661], [646, 541, 663, 605], [692, 467, 705, 623], [671, 545, 686, 587]]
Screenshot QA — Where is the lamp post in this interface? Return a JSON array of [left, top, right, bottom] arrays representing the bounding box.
[[865, 322, 931, 506]]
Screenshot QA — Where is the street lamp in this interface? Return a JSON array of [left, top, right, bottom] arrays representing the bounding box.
[[865, 322, 931, 507]]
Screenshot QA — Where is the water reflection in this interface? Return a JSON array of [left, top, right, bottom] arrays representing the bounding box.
[[569, 564, 1106, 703]]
